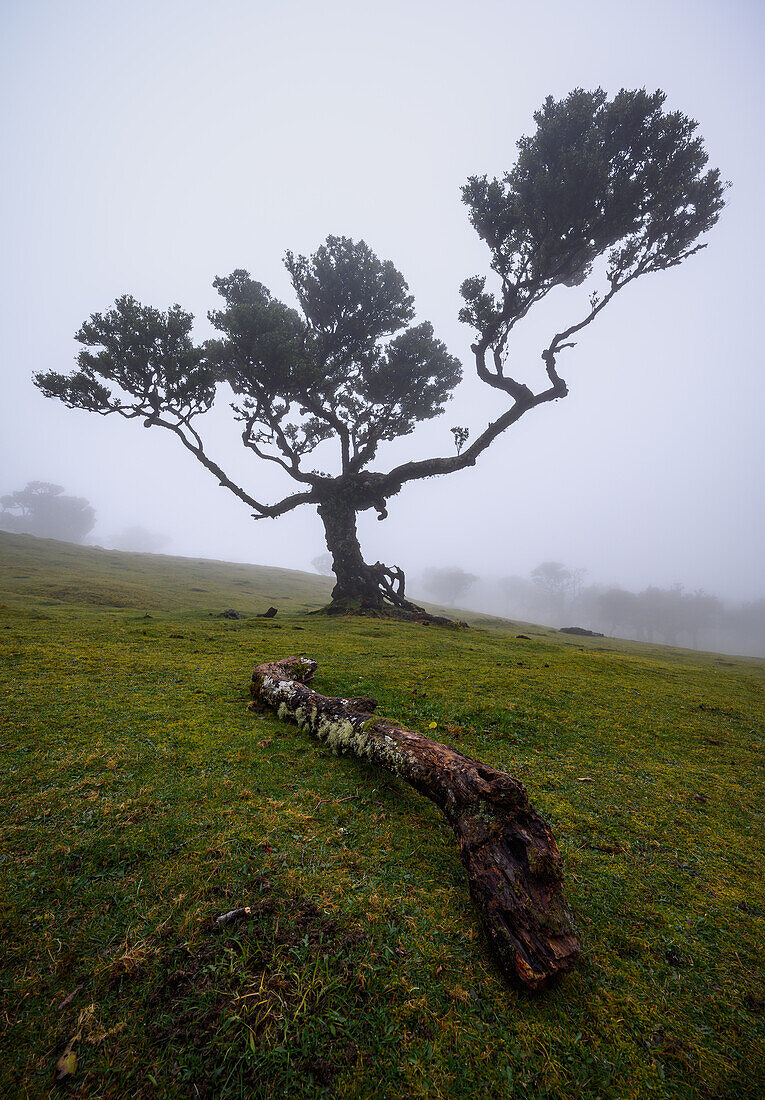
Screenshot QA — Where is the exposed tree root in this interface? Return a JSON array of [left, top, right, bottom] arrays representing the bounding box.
[[310, 600, 465, 628], [312, 556, 463, 626], [250, 656, 581, 991]]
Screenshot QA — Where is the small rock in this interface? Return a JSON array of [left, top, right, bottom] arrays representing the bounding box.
[[559, 626, 604, 637]]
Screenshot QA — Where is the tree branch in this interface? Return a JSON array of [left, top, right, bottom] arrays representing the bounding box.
[[240, 413, 318, 486], [382, 394, 542, 493], [252, 656, 580, 990], [243, 436, 303, 478], [147, 415, 316, 518], [349, 412, 391, 473], [540, 268, 640, 378], [295, 391, 352, 473], [252, 488, 319, 520], [471, 343, 534, 403], [267, 414, 320, 485]]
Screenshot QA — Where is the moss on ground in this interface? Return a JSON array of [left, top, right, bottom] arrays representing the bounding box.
[[0, 531, 763, 1098]]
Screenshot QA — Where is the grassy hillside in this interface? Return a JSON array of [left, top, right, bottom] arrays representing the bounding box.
[[1, 531, 763, 1099]]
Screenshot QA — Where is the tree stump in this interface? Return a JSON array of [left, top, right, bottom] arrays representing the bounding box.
[[251, 656, 581, 990]]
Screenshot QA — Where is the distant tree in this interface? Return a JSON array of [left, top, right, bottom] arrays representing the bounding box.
[[531, 561, 570, 595], [110, 526, 170, 553], [638, 585, 686, 645], [35, 88, 725, 615], [531, 561, 585, 614], [311, 553, 334, 576], [594, 584, 723, 647], [678, 590, 722, 648], [595, 587, 639, 635], [728, 600, 765, 656], [422, 566, 479, 606], [0, 482, 95, 543], [498, 574, 536, 617], [636, 584, 724, 647]]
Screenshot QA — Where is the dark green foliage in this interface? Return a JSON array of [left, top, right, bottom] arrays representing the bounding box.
[[0, 482, 95, 543], [33, 235, 463, 610], [460, 88, 726, 340], [35, 237, 461, 477], [35, 298, 214, 421], [207, 271, 309, 400], [210, 236, 462, 464], [285, 235, 414, 346]]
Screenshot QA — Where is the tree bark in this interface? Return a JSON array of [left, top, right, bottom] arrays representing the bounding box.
[[316, 496, 425, 616], [317, 497, 383, 610], [251, 656, 581, 990]]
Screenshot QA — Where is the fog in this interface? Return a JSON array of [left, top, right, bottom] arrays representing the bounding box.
[[2, 2, 764, 613], [411, 564, 765, 659]]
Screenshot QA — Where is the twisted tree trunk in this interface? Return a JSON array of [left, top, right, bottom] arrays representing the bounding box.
[[316, 498, 384, 610], [251, 656, 581, 990], [316, 496, 425, 616]]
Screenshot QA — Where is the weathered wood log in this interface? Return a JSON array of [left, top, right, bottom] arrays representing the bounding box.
[[251, 656, 581, 990]]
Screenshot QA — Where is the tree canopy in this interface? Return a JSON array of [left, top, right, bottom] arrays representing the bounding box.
[[459, 87, 725, 404], [37, 237, 460, 498], [422, 567, 479, 607], [0, 482, 95, 544], [34, 87, 726, 614]]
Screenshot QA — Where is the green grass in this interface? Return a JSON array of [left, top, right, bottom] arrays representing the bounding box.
[[1, 530, 763, 1099]]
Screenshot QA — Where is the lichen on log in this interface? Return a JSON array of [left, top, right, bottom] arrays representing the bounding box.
[[250, 656, 581, 990]]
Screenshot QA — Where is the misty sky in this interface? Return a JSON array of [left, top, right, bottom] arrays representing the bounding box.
[[1, 0, 763, 600]]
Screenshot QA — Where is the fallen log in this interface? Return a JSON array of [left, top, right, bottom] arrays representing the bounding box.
[[251, 656, 581, 990]]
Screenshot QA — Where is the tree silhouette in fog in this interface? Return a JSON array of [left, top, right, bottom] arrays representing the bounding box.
[[35, 88, 725, 616], [422, 567, 479, 607], [0, 482, 95, 544]]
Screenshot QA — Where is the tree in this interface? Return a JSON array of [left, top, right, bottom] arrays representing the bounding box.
[[422, 566, 479, 606], [497, 574, 536, 619], [0, 482, 95, 543], [678, 590, 722, 648], [34, 88, 725, 615], [531, 561, 585, 615], [595, 586, 639, 636], [728, 599, 765, 657]]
